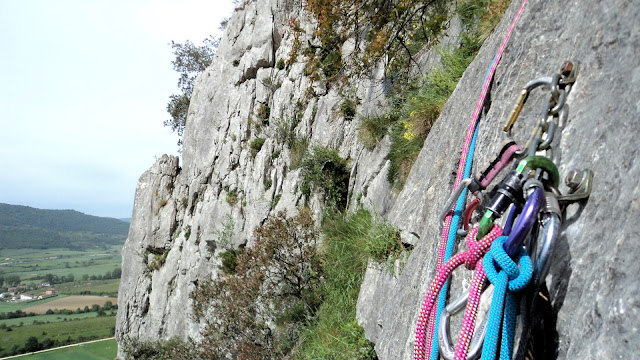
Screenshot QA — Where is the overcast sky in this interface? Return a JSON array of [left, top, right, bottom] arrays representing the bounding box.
[[0, 0, 235, 219]]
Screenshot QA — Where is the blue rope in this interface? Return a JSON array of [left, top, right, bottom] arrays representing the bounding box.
[[429, 57, 495, 359], [429, 122, 480, 360], [482, 237, 533, 360]]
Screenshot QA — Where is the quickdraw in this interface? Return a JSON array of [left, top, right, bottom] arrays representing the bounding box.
[[414, 56, 593, 360]]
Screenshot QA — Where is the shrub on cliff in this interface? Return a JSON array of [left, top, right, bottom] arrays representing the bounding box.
[[191, 209, 323, 359]]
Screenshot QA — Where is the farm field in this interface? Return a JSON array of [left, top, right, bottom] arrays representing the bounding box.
[[13, 337, 117, 360], [22, 296, 117, 314], [14, 337, 117, 360], [53, 279, 120, 297], [0, 316, 116, 357], [0, 296, 66, 314], [0, 245, 122, 283], [0, 311, 101, 327]]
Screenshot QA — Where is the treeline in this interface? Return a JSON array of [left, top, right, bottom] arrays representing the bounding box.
[[42, 267, 121, 284], [0, 268, 121, 290], [0, 203, 129, 250]]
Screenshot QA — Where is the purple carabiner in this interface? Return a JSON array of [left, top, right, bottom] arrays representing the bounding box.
[[504, 187, 544, 257]]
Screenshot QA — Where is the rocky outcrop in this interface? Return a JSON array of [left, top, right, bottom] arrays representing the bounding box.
[[117, 0, 640, 358], [117, 0, 414, 355]]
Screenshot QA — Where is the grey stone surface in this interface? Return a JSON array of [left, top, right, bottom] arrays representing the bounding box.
[[117, 0, 640, 358], [357, 0, 640, 359]]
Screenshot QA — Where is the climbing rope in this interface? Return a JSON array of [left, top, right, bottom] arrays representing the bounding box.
[[417, 1, 530, 359], [414, 11, 594, 360], [415, 225, 503, 360], [482, 237, 533, 360]]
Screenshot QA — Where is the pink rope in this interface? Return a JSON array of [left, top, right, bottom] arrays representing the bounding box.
[[454, 0, 529, 191], [454, 262, 486, 359], [418, 1, 529, 358], [414, 226, 503, 359]]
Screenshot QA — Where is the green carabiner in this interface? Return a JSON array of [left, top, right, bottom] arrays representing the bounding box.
[[515, 156, 560, 187]]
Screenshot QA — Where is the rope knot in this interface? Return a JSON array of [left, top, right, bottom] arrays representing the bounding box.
[[464, 225, 502, 270], [484, 236, 533, 292]]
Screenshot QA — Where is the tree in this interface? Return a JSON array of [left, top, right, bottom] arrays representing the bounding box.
[[24, 336, 40, 352], [5, 275, 20, 287], [164, 36, 219, 146], [111, 267, 122, 279]]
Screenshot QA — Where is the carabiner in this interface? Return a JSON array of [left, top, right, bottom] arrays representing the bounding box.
[[439, 178, 481, 231], [530, 191, 562, 288], [503, 181, 545, 257], [503, 77, 553, 136], [437, 287, 493, 360]]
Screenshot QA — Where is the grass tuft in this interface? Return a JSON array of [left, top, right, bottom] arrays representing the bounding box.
[[294, 208, 403, 359]]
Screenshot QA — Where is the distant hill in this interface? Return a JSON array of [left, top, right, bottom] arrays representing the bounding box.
[[0, 203, 129, 250], [119, 218, 131, 223]]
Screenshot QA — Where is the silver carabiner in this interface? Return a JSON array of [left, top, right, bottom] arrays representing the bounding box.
[[531, 191, 561, 288], [439, 178, 473, 229], [438, 286, 493, 360]]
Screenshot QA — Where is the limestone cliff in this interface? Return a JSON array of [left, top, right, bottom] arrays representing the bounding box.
[[117, 0, 640, 358]]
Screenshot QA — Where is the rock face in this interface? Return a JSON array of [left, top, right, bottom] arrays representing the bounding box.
[[356, 1, 640, 359], [116, 0, 640, 358]]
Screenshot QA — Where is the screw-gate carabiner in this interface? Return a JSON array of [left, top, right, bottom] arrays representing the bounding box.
[[503, 182, 545, 257], [503, 77, 554, 136], [530, 191, 562, 288]]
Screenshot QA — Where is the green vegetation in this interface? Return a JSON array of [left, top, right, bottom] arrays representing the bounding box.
[[294, 208, 401, 358], [358, 112, 394, 150], [0, 203, 128, 250], [0, 297, 65, 314], [250, 137, 266, 157], [121, 337, 196, 360], [225, 189, 238, 205], [270, 194, 282, 209], [53, 279, 119, 297], [164, 36, 219, 147], [0, 246, 122, 287], [340, 96, 358, 121], [218, 249, 242, 275], [212, 215, 234, 249], [256, 103, 271, 122], [145, 248, 169, 272], [0, 315, 116, 357], [19, 338, 117, 360], [386, 35, 481, 187], [277, 58, 286, 70], [299, 146, 349, 209], [348, 1, 509, 188], [289, 137, 310, 169], [191, 209, 322, 359], [127, 208, 402, 359], [295, 0, 450, 88]]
